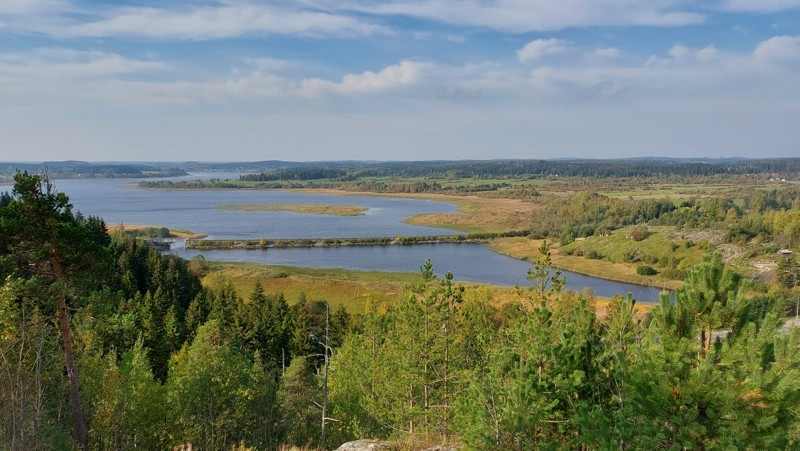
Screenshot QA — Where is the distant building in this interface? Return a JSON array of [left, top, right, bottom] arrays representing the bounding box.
[[778, 249, 793, 257]]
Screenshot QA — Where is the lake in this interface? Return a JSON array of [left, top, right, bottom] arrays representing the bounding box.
[[5, 174, 666, 301]]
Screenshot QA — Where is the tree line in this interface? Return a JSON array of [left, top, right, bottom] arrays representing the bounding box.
[[239, 158, 800, 182]]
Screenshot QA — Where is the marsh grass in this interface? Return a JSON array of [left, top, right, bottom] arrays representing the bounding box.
[[218, 204, 368, 216], [402, 195, 538, 233], [200, 262, 548, 313], [489, 236, 685, 290]]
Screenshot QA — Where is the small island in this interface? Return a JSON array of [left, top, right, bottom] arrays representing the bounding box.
[[217, 204, 368, 216]]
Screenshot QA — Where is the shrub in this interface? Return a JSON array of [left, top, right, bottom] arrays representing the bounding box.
[[661, 268, 685, 280], [629, 226, 649, 241], [587, 250, 603, 260], [636, 265, 657, 276], [623, 249, 641, 263], [643, 254, 659, 265]]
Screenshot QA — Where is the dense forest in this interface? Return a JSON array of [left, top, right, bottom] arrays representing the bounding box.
[[238, 158, 800, 182], [0, 162, 186, 180], [2, 172, 800, 450]]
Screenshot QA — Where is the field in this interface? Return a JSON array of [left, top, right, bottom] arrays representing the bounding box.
[[199, 261, 534, 313]]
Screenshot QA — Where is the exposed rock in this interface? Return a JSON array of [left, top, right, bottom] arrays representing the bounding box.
[[333, 440, 461, 451], [335, 439, 396, 451]]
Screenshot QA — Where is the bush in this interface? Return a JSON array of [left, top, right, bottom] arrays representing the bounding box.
[[623, 249, 641, 263], [629, 226, 649, 241], [643, 254, 659, 265], [661, 268, 685, 280], [587, 250, 603, 260], [636, 265, 657, 276]]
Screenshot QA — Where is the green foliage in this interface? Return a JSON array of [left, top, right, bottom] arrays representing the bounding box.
[[277, 356, 321, 447], [777, 256, 799, 289], [85, 340, 169, 449], [167, 321, 280, 450], [636, 265, 657, 276], [4, 173, 800, 449]]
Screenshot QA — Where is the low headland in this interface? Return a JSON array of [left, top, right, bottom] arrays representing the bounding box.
[[217, 204, 368, 216]]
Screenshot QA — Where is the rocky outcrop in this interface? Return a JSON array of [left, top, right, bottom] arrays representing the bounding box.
[[334, 440, 395, 451], [333, 441, 460, 451]]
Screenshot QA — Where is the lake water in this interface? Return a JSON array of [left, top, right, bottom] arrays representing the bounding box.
[[3, 173, 666, 301]]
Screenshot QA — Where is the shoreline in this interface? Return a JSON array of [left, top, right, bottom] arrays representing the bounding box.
[[128, 183, 676, 292]]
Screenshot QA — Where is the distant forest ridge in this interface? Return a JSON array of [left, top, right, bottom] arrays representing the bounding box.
[[0, 161, 187, 179], [3, 158, 799, 181], [238, 158, 800, 181]]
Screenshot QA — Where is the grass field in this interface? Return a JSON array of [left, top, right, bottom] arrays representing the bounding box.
[[403, 195, 537, 233], [489, 236, 686, 290], [200, 261, 654, 316], [295, 188, 538, 234], [217, 204, 368, 216]]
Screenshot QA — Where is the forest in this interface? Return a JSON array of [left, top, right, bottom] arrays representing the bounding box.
[[2, 171, 800, 450], [0, 162, 186, 181]]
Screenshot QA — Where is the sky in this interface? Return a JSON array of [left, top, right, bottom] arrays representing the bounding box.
[[0, 1, 799, 162]]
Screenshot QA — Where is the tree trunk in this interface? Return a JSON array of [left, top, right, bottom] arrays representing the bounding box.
[[53, 252, 88, 450], [58, 294, 87, 450]]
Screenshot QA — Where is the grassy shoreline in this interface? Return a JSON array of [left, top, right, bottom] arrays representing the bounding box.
[[200, 261, 653, 314], [127, 186, 680, 292], [489, 237, 683, 291], [107, 224, 207, 239], [217, 204, 368, 216], [294, 188, 678, 290]]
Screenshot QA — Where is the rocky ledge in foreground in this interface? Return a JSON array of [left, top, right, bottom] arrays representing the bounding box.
[[334, 440, 459, 451]]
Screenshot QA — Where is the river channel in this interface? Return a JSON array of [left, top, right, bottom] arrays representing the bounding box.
[[6, 173, 666, 301]]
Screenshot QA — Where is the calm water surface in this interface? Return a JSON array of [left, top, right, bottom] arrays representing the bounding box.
[[4, 174, 665, 301], [54, 173, 460, 239], [175, 244, 665, 301]]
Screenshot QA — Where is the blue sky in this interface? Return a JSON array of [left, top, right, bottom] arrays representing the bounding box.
[[1, 1, 799, 161]]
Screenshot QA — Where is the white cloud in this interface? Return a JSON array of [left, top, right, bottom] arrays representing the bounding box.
[[300, 60, 428, 96], [0, 0, 67, 15], [517, 39, 570, 62], [719, 0, 800, 13], [77, 5, 384, 39], [645, 43, 720, 67], [0, 48, 168, 79], [323, 0, 704, 32], [754, 35, 800, 62], [589, 47, 621, 58], [668, 44, 718, 62], [36, 3, 389, 39]]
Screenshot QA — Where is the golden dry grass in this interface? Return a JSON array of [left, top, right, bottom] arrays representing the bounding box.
[[202, 262, 434, 314], [217, 204, 367, 216], [489, 237, 682, 290], [200, 262, 655, 317], [106, 224, 206, 239], [404, 196, 537, 233], [295, 188, 538, 233]]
